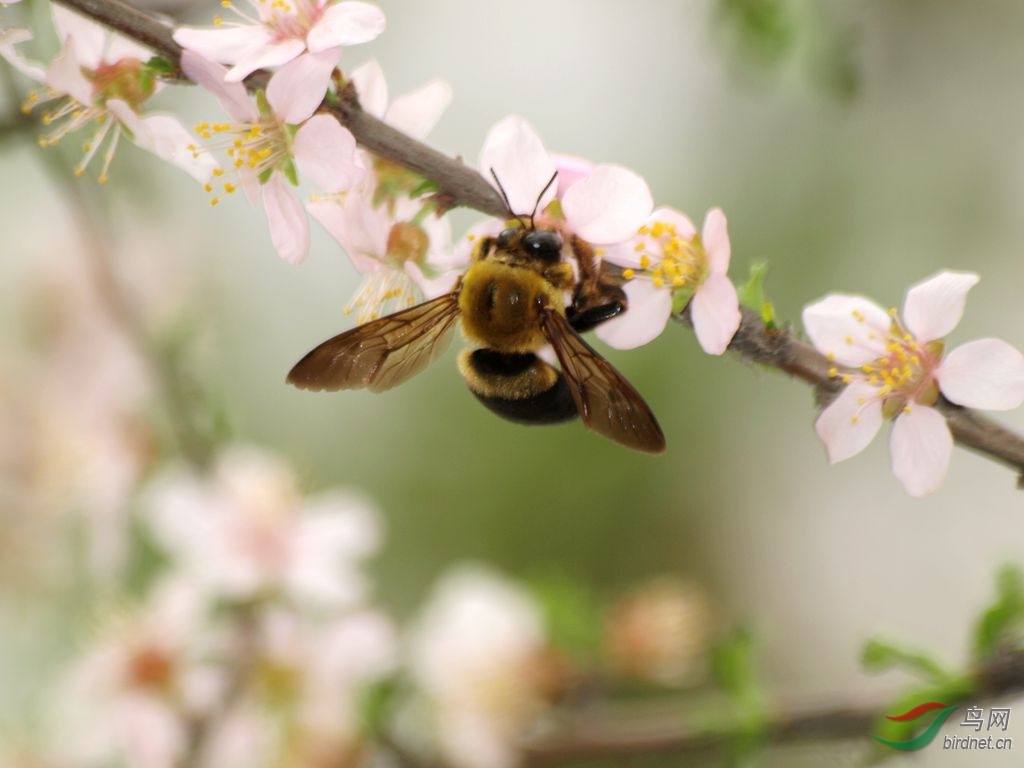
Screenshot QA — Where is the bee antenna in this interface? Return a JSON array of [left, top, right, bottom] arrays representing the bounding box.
[[530, 170, 558, 228], [489, 168, 528, 227]]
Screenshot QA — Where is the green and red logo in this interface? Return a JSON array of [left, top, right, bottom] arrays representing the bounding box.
[[870, 701, 959, 750]]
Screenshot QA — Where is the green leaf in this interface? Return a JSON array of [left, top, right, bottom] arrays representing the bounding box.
[[973, 564, 1024, 661], [358, 674, 402, 737], [281, 157, 299, 187], [408, 177, 439, 199], [866, 678, 973, 761], [737, 260, 776, 329], [527, 572, 601, 664], [711, 629, 769, 765], [145, 56, 175, 75], [861, 638, 953, 684]]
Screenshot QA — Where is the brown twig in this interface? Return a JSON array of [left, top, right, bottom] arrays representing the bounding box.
[[524, 647, 1024, 763], [42, 0, 1024, 482]]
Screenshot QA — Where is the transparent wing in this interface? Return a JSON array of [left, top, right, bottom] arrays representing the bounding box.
[[287, 293, 460, 393], [542, 308, 666, 454]]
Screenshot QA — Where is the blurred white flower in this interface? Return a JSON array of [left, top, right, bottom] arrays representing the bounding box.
[[145, 446, 381, 607], [53, 579, 223, 768], [407, 566, 554, 768]]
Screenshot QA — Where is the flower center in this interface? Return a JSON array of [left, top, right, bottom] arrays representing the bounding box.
[[216, 0, 324, 41], [22, 58, 157, 183], [191, 95, 293, 205], [622, 220, 709, 292], [828, 307, 944, 421]]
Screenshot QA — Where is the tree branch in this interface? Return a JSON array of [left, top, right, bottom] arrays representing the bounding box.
[[524, 647, 1024, 763], [43, 0, 1024, 481]]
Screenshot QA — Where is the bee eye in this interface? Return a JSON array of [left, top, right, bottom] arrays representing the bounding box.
[[522, 230, 562, 260], [497, 227, 518, 248]]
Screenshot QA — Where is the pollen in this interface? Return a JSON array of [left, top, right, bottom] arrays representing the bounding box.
[[622, 268, 635, 280], [626, 219, 709, 296]]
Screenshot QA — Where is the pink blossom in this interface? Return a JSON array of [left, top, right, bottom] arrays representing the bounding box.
[[307, 183, 458, 322], [597, 207, 741, 354], [173, 0, 385, 102], [478, 115, 653, 245], [350, 58, 452, 141], [183, 50, 364, 264], [803, 270, 1024, 496], [145, 446, 381, 607], [6, 6, 218, 183]]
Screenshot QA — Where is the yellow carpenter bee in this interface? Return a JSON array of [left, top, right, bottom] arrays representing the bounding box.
[[287, 175, 665, 454]]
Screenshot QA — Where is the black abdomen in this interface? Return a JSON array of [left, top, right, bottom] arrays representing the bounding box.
[[458, 349, 577, 425]]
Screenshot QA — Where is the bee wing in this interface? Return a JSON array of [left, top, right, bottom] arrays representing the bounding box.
[[287, 293, 461, 393], [542, 308, 666, 454]]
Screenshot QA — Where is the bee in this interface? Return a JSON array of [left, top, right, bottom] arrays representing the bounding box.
[[287, 173, 665, 454]]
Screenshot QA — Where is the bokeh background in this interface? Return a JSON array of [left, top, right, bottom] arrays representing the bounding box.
[[2, 1, 1024, 766]]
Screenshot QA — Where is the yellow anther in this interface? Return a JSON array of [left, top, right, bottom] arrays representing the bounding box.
[[828, 367, 838, 378], [639, 255, 651, 269], [845, 335, 853, 344], [622, 268, 635, 280], [224, 183, 236, 193], [210, 198, 220, 206]]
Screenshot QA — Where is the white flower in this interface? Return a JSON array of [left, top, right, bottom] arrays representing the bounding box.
[[145, 446, 381, 607], [597, 206, 741, 353], [183, 50, 365, 264], [6, 6, 218, 182], [408, 566, 550, 768], [803, 270, 1024, 496], [174, 0, 385, 97]]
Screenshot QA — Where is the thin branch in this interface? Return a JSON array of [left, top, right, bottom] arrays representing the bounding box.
[[524, 647, 1024, 763], [42, 0, 1024, 480]]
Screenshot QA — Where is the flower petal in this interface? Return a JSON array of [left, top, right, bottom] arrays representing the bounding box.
[[307, 0, 386, 51], [225, 38, 306, 83], [106, 100, 219, 183], [690, 272, 741, 355], [180, 50, 256, 122], [174, 25, 269, 64], [551, 153, 595, 197], [262, 177, 309, 264], [293, 115, 363, 192], [45, 38, 92, 103], [702, 207, 731, 274], [306, 194, 386, 273], [266, 48, 341, 123], [802, 294, 890, 367], [386, 80, 452, 140], [561, 164, 653, 244], [0, 28, 45, 81], [594, 279, 672, 350], [937, 338, 1024, 410], [479, 115, 556, 216], [890, 405, 952, 496], [902, 270, 979, 343], [51, 5, 106, 66], [349, 59, 388, 118], [814, 381, 883, 463]]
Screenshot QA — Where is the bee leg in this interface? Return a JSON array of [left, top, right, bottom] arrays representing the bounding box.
[[567, 234, 628, 332]]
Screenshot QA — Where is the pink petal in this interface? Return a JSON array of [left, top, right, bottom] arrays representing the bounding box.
[[453, 219, 505, 266], [814, 381, 883, 463], [902, 270, 979, 343], [293, 115, 363, 192], [51, 5, 105, 66], [262, 177, 309, 264], [936, 338, 1024, 410], [690, 272, 741, 355], [802, 294, 891, 367], [46, 38, 92, 103], [174, 25, 269, 64], [551, 153, 594, 197], [561, 164, 653, 245], [306, 195, 386, 273], [890, 405, 952, 496], [594, 279, 672, 350], [107, 100, 219, 183], [307, 1, 386, 52], [349, 59, 388, 118], [0, 28, 45, 81], [406, 262, 460, 301], [266, 48, 341, 123], [386, 79, 452, 140], [180, 50, 256, 122], [701, 207, 731, 275], [479, 115, 556, 217], [225, 38, 306, 83], [650, 207, 698, 240]]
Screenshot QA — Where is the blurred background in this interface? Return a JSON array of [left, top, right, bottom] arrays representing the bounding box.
[[2, 1, 1024, 766]]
